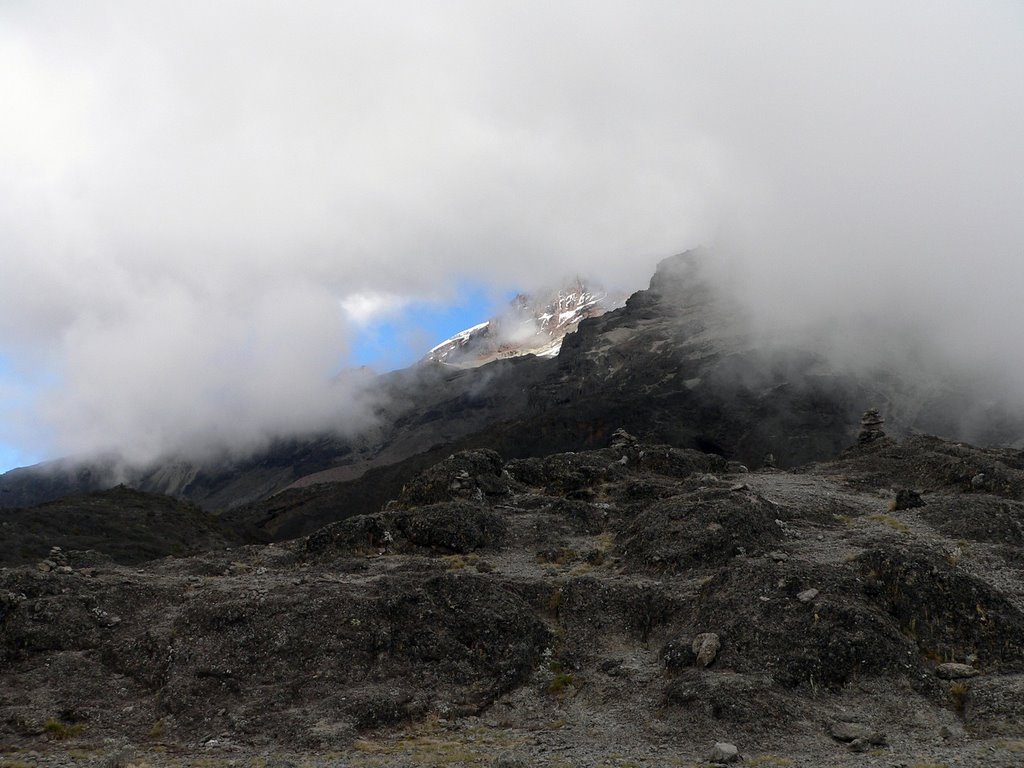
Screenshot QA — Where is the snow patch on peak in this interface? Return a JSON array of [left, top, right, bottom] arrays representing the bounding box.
[[422, 281, 624, 368], [427, 321, 490, 355]]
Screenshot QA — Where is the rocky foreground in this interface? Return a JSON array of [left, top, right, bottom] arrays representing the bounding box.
[[4, 431, 1024, 767]]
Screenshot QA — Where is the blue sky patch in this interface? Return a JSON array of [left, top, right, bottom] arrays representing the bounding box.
[[349, 280, 512, 371]]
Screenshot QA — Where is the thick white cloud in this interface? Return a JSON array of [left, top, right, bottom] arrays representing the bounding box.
[[1, 1, 1022, 463]]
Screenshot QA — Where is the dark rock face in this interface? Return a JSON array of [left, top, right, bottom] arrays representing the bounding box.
[[524, 253, 872, 469]]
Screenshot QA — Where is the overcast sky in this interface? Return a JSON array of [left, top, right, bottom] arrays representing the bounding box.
[[1, 1, 1022, 470]]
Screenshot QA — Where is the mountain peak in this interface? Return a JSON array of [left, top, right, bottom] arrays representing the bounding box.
[[423, 279, 625, 368]]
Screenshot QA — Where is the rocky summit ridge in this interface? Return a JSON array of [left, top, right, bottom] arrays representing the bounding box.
[[423, 280, 623, 368]]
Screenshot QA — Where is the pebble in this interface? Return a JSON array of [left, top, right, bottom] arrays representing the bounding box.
[[797, 588, 819, 603], [692, 633, 721, 667]]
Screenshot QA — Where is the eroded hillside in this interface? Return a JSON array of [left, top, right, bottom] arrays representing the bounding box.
[[4, 430, 1024, 767]]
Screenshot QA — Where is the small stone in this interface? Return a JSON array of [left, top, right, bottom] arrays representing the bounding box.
[[92, 607, 122, 627], [936, 662, 980, 679], [692, 633, 721, 667], [36, 561, 53, 572], [971, 473, 986, 489], [767, 551, 789, 562], [797, 588, 819, 603], [847, 738, 873, 753], [709, 742, 739, 763], [939, 723, 966, 740], [830, 721, 865, 742], [829, 721, 885, 745], [893, 489, 925, 510], [55, 566, 73, 575]]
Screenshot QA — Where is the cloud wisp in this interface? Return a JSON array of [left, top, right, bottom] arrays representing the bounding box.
[[1, 1, 1022, 466]]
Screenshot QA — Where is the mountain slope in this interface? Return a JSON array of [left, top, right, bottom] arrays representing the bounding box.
[[3, 250, 1022, 528], [4, 433, 1024, 765]]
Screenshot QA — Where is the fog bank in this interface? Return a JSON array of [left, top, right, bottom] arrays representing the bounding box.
[[1, 1, 1021, 465]]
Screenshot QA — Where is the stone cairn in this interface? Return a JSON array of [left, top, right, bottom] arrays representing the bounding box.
[[610, 427, 639, 451], [858, 408, 886, 444]]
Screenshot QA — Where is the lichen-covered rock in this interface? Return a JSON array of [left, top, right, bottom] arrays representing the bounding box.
[[305, 502, 507, 556], [617, 489, 783, 573], [692, 632, 721, 667], [936, 662, 980, 679], [106, 571, 549, 737], [689, 560, 918, 690], [664, 669, 799, 723], [858, 544, 1024, 670], [395, 450, 511, 507], [963, 674, 1024, 735], [919, 496, 1024, 545]]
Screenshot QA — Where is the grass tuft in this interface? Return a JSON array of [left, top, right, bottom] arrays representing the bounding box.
[[870, 514, 910, 533], [43, 718, 83, 740]]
